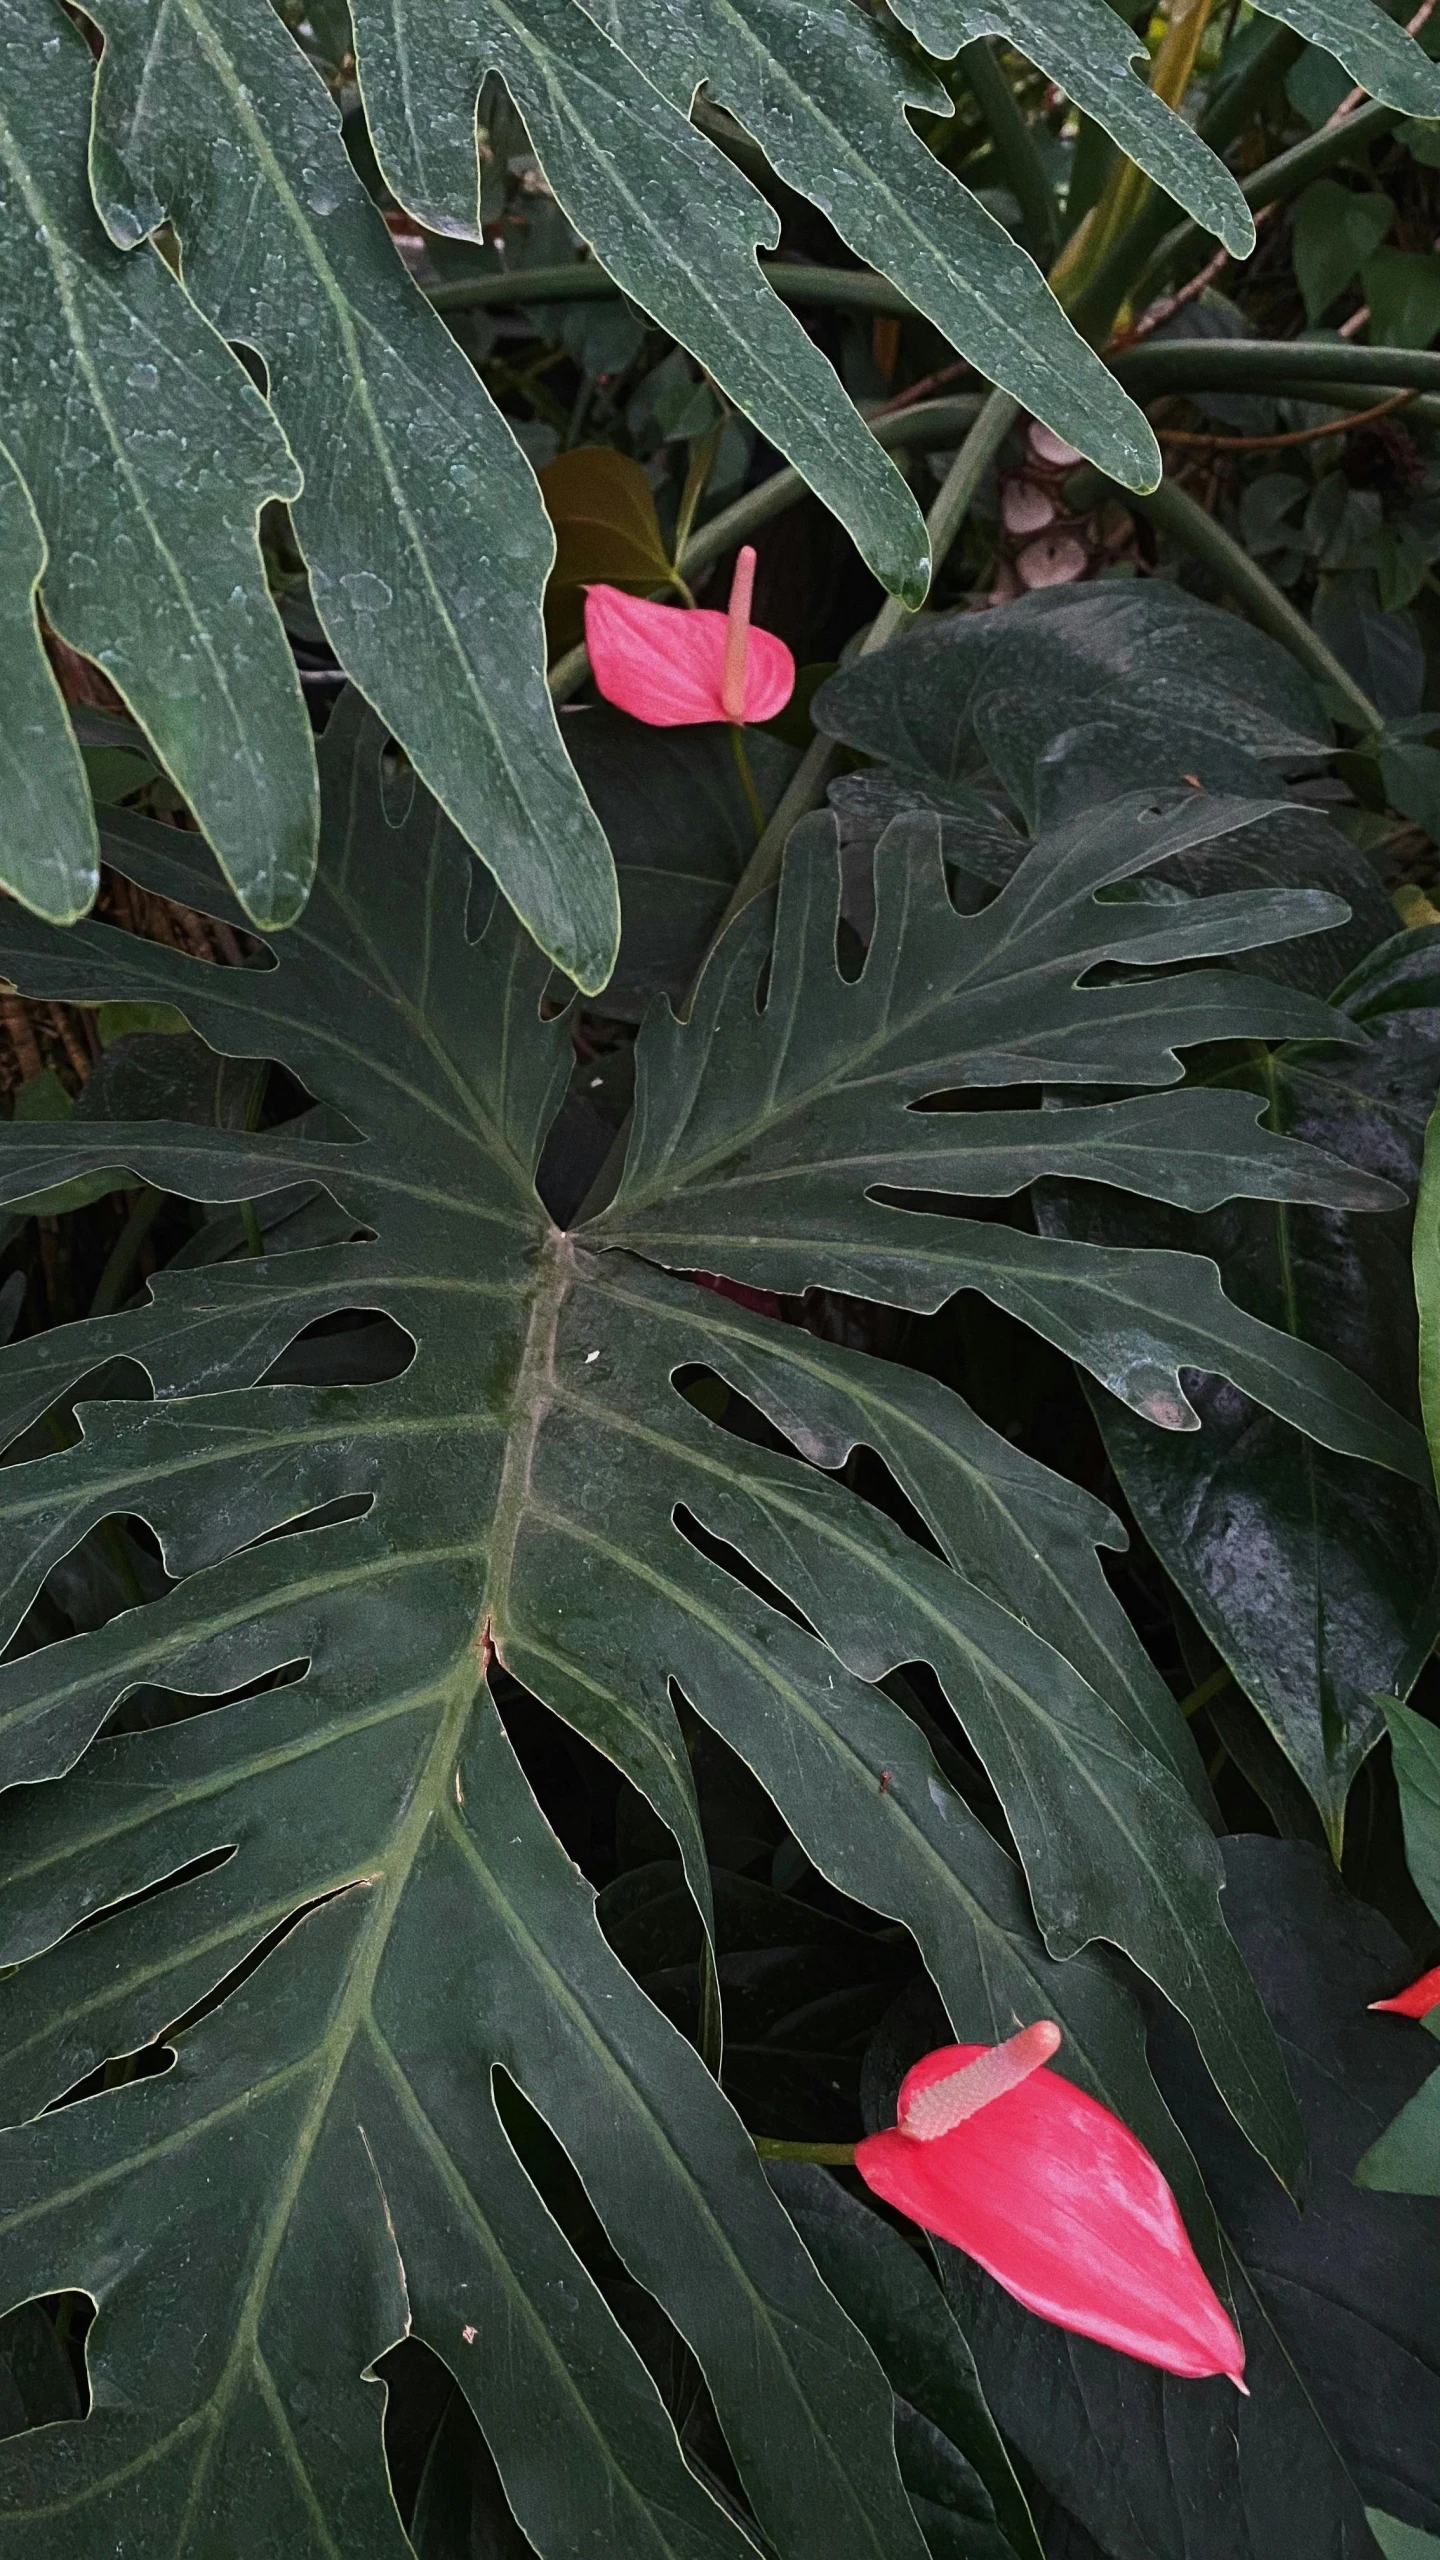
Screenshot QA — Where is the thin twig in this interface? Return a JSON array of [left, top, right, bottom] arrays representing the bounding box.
[[1157, 385, 1418, 448], [1119, 1, 1436, 350], [1329, 0, 1437, 122], [869, 356, 978, 418]]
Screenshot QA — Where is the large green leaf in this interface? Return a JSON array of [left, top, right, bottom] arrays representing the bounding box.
[[596, 796, 1418, 1471], [0, 695, 1432, 2547], [818, 584, 1437, 1848], [1047, 931, 1440, 1850], [85, 0, 619, 989], [359, 0, 1156, 492], [905, 2, 1253, 247], [0, 441, 96, 924], [0, 0, 316, 928], [813, 584, 1333, 834], [907, 5, 1440, 197], [1258, 0, 1440, 113], [352, 0, 935, 591]]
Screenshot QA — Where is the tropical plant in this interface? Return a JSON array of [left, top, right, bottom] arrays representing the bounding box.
[[4, 0, 1440, 978], [7, 5, 1440, 2556], [0, 629, 1430, 2550]]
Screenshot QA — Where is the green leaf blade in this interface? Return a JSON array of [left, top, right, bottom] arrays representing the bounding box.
[[87, 0, 620, 986], [0, 443, 97, 924], [354, 0, 931, 604], [0, 0, 318, 929]]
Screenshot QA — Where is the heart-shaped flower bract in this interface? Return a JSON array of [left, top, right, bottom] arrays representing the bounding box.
[[855, 2025, 1246, 2386], [584, 542, 795, 726]]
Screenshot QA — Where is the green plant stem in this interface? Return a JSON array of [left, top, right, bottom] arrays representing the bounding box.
[[1113, 338, 1440, 401], [1199, 23, 1306, 155], [548, 395, 984, 704], [753, 2139, 858, 2164], [700, 389, 1020, 955], [90, 1184, 165, 1318], [957, 38, 1061, 262], [1177, 1663, 1235, 1720], [1115, 471, 1384, 733], [730, 723, 766, 837], [1239, 92, 1405, 214], [430, 261, 918, 322], [241, 1199, 265, 1259]]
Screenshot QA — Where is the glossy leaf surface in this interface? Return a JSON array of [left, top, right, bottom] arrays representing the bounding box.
[[0, 694, 1429, 2549], [0, 444, 96, 923], [352, 0, 934, 596], [354, 0, 1157, 505], [819, 586, 1438, 1846], [1050, 932, 1440, 1846], [86, 0, 619, 988], [0, 0, 316, 928], [813, 585, 1332, 835]]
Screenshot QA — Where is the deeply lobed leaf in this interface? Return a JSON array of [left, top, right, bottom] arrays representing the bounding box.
[[0, 690, 1426, 2549]]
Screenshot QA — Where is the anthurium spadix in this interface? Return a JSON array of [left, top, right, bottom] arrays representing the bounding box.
[[856, 2027, 1247, 2385]]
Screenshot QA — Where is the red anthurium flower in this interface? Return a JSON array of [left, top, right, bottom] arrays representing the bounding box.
[[585, 543, 795, 727], [1371, 1962, 1440, 2018], [855, 2024, 1246, 2387]]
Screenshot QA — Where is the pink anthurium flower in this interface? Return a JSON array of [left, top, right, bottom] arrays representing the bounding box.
[[1371, 1962, 1440, 2018], [584, 543, 795, 727], [855, 2024, 1247, 2387]]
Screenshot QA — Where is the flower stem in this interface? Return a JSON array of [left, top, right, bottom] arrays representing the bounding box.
[[694, 386, 1019, 972], [753, 2139, 857, 2165], [730, 722, 766, 840]]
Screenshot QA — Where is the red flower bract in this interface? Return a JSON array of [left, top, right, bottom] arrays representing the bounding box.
[[1371, 1961, 1440, 2018], [855, 2036, 1245, 2386], [584, 544, 795, 727]]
